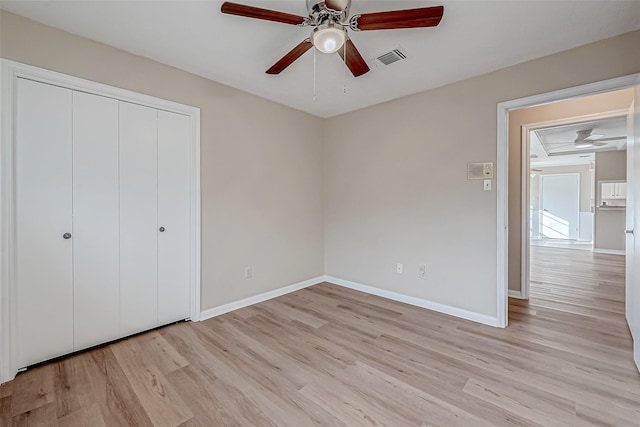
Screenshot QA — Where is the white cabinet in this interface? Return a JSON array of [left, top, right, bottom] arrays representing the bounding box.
[[601, 183, 615, 199], [599, 181, 627, 208], [15, 78, 192, 369], [616, 183, 627, 199], [601, 182, 627, 199]]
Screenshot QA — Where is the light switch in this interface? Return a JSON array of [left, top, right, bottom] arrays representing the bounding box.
[[484, 180, 492, 191], [483, 162, 494, 178]]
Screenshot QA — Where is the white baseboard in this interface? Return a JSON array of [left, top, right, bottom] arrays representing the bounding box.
[[508, 290, 525, 299], [324, 275, 499, 327], [199, 274, 500, 328], [593, 248, 625, 256], [199, 276, 324, 321]]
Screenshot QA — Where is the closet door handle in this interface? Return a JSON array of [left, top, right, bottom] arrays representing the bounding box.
[[159, 227, 165, 232], [63, 233, 72, 239]]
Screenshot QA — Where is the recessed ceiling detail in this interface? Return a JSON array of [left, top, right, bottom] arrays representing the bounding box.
[[535, 116, 627, 156]]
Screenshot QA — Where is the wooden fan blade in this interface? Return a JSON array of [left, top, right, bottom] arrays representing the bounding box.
[[221, 2, 306, 25], [266, 40, 313, 74], [352, 6, 444, 31], [592, 136, 626, 142], [337, 39, 370, 77]]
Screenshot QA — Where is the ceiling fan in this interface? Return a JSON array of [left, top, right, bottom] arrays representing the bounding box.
[[220, 0, 444, 77], [543, 129, 626, 150]]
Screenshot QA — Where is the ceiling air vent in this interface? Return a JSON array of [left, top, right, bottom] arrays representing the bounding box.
[[374, 47, 407, 67]]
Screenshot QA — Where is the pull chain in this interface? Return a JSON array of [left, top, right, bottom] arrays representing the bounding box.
[[313, 46, 317, 102], [343, 40, 347, 94]]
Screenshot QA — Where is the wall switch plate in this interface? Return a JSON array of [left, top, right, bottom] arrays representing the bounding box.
[[396, 263, 403, 274], [484, 179, 492, 191], [419, 264, 427, 280], [483, 162, 494, 178], [244, 267, 252, 278], [468, 161, 494, 180]]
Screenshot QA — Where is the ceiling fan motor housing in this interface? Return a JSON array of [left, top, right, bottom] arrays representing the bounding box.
[[306, 0, 350, 26]]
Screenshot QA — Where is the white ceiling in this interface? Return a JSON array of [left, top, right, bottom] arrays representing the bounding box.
[[531, 116, 627, 168], [3, 0, 640, 118]]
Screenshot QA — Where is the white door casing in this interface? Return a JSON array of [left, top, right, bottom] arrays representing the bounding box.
[[496, 73, 640, 329], [627, 82, 640, 372]]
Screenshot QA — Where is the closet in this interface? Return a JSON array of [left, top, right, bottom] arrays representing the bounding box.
[[15, 78, 192, 369]]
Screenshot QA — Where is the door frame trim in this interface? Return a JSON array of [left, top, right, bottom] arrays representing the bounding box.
[[496, 72, 640, 328], [520, 109, 628, 299], [0, 59, 202, 383]]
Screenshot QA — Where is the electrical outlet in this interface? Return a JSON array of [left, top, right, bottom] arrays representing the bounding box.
[[244, 267, 252, 278], [419, 264, 427, 280], [396, 263, 403, 274]]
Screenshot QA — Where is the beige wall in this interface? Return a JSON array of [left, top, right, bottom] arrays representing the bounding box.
[[0, 11, 325, 311], [594, 151, 627, 251], [324, 30, 640, 317], [508, 90, 633, 290], [3, 9, 640, 321]]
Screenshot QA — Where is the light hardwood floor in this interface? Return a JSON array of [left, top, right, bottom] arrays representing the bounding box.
[[1, 247, 639, 426]]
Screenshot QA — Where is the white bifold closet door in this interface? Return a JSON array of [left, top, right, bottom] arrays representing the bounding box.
[[158, 110, 191, 324], [72, 92, 120, 351], [16, 78, 74, 368], [119, 102, 159, 336], [119, 103, 191, 335], [15, 79, 191, 369]]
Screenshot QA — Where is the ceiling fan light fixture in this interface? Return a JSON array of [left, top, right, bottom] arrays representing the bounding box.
[[312, 23, 346, 53], [575, 141, 593, 149]]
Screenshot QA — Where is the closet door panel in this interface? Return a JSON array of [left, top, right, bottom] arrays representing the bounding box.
[[157, 111, 191, 324], [16, 78, 73, 367], [119, 101, 158, 335], [72, 92, 120, 350]]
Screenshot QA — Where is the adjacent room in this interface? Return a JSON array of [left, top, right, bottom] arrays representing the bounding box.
[[1, 1, 639, 425], [509, 90, 633, 299]]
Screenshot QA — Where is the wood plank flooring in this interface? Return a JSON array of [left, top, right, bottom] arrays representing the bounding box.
[[2, 247, 639, 426]]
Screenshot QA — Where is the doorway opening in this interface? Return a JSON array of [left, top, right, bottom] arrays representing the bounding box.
[[497, 73, 640, 372], [496, 74, 640, 329], [519, 108, 630, 299]]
